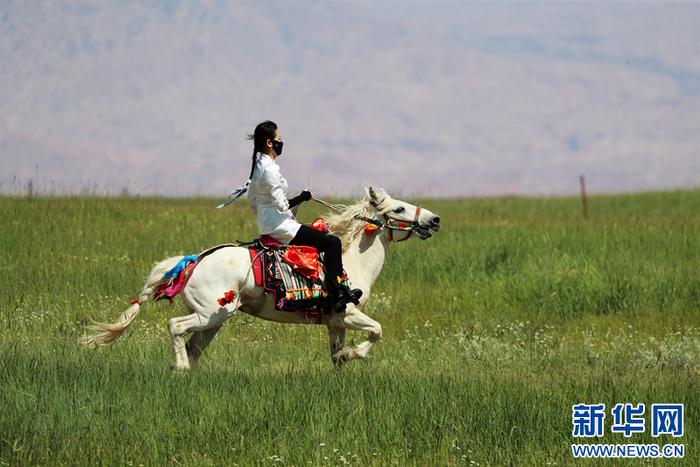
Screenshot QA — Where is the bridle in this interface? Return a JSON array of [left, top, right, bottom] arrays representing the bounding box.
[[374, 205, 423, 242], [312, 197, 427, 242]]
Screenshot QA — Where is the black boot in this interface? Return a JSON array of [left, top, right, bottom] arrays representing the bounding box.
[[332, 284, 363, 313]]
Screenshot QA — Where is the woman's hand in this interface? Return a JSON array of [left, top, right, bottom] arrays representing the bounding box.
[[287, 189, 313, 210], [300, 188, 313, 201]]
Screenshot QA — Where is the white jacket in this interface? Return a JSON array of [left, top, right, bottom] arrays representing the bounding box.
[[247, 152, 301, 243]]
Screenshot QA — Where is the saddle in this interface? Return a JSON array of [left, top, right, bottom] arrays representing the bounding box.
[[149, 217, 350, 314], [248, 234, 351, 314]]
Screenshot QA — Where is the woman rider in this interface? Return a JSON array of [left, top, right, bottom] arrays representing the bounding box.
[[222, 120, 361, 313]]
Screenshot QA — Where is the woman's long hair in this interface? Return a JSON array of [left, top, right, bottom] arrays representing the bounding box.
[[215, 120, 279, 208], [247, 120, 278, 179]]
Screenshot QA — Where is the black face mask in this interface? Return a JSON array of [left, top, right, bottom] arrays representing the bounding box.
[[272, 139, 284, 156]]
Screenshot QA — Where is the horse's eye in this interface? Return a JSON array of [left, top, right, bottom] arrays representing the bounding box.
[[394, 207, 405, 214]]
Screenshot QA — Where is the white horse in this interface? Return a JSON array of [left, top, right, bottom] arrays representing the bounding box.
[[81, 186, 441, 369]]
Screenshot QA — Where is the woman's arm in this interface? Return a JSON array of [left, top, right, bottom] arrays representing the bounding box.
[[287, 190, 312, 209]]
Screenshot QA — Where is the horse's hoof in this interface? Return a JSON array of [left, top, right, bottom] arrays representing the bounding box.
[[333, 348, 352, 363]]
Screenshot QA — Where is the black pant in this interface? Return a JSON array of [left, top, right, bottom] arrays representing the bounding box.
[[290, 224, 344, 289]]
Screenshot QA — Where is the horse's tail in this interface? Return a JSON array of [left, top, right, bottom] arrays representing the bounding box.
[[80, 256, 184, 348]]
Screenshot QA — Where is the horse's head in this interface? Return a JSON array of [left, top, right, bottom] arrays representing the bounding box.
[[365, 186, 441, 241]]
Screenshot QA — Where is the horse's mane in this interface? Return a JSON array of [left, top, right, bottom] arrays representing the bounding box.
[[323, 195, 375, 251]]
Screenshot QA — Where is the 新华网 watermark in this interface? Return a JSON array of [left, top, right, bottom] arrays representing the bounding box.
[[571, 403, 684, 459]]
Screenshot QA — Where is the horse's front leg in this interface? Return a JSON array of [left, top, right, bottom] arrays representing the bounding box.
[[330, 307, 383, 362], [327, 326, 346, 367]]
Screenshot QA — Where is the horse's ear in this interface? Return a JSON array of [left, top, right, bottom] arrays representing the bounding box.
[[365, 185, 375, 200], [366, 185, 387, 207], [366, 186, 378, 205]]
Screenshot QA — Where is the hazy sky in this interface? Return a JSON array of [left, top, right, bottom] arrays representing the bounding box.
[[1, 1, 699, 198]]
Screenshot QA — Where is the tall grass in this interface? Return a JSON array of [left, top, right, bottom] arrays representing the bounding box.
[[0, 191, 698, 465]]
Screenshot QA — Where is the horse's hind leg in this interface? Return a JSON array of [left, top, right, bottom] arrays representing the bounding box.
[[186, 326, 222, 368], [168, 313, 202, 370], [168, 305, 233, 370]]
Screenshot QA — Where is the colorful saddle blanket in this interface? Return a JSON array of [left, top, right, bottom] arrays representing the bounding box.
[[147, 232, 350, 314], [249, 235, 350, 314]]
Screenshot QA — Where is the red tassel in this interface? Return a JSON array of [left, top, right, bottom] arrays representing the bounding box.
[[310, 217, 329, 233], [364, 223, 378, 235], [130, 299, 140, 305], [217, 290, 236, 307]]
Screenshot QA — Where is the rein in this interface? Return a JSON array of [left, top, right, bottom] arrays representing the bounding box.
[[311, 198, 381, 226], [311, 197, 423, 241]]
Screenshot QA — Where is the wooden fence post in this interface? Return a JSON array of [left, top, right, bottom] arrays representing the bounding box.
[[579, 174, 588, 220]]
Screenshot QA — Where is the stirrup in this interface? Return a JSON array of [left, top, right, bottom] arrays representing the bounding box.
[[348, 288, 362, 305], [332, 287, 362, 313]]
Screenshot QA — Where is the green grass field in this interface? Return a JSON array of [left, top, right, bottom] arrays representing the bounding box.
[[1, 191, 698, 465]]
